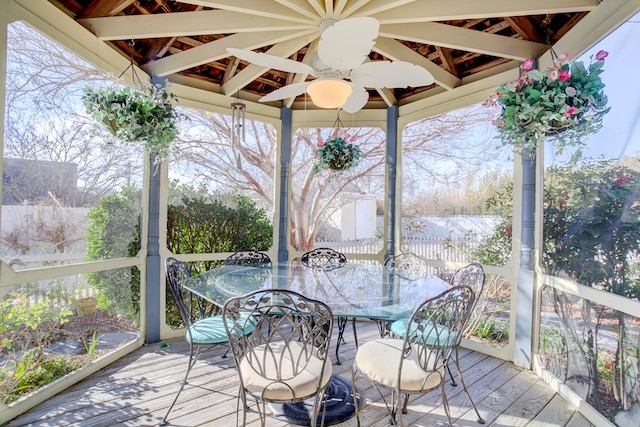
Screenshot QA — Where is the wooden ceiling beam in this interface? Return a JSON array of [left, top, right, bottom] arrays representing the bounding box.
[[221, 33, 318, 96], [272, 0, 323, 20], [146, 29, 316, 76], [371, 0, 599, 23], [222, 57, 241, 84], [79, 0, 134, 18], [79, 10, 314, 40], [333, 0, 349, 17], [506, 16, 544, 42], [170, 0, 315, 24], [380, 22, 545, 61], [434, 46, 458, 77], [345, 0, 417, 19], [373, 37, 460, 90], [143, 5, 206, 62], [284, 39, 319, 107]]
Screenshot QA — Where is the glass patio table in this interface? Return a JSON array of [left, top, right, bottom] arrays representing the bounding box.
[[180, 261, 451, 426], [182, 262, 450, 343]]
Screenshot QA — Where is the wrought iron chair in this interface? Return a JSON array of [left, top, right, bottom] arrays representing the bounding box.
[[222, 289, 334, 427], [223, 249, 272, 266], [301, 247, 347, 271], [450, 263, 486, 337], [383, 252, 428, 281], [301, 247, 352, 363], [351, 285, 475, 427], [387, 262, 486, 424], [160, 257, 254, 426], [366, 252, 430, 338]]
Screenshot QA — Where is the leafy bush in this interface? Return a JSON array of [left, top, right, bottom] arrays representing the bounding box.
[[85, 184, 142, 317], [86, 184, 273, 325]]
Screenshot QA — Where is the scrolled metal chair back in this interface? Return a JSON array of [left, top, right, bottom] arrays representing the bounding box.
[[301, 247, 347, 271], [450, 263, 485, 336], [223, 289, 333, 385], [383, 252, 428, 281], [166, 257, 201, 327], [223, 249, 272, 267], [400, 285, 475, 374]]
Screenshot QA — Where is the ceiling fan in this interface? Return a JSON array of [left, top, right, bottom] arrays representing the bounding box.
[[227, 17, 435, 113]]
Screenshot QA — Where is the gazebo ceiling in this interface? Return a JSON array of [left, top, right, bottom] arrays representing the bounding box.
[[48, 0, 604, 111]]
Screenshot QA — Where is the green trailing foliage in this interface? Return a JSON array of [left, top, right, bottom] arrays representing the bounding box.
[[82, 84, 179, 162]]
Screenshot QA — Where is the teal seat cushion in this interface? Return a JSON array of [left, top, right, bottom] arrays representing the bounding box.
[[188, 314, 254, 344], [389, 318, 456, 346]]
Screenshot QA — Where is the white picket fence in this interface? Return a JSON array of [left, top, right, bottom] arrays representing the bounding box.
[[319, 239, 481, 263]]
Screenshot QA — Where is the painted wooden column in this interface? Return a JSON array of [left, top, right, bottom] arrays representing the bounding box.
[[277, 107, 292, 263], [144, 75, 166, 343], [385, 106, 399, 260], [145, 153, 161, 343], [514, 151, 536, 367]]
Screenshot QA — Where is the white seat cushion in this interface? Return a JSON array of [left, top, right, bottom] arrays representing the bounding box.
[[239, 341, 333, 401], [355, 339, 444, 392]]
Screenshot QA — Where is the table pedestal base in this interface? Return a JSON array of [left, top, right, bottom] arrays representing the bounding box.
[[270, 375, 361, 426]]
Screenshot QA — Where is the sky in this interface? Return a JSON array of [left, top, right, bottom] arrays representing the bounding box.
[[560, 11, 640, 160]]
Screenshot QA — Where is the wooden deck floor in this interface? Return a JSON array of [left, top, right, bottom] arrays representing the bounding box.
[[6, 322, 593, 427]]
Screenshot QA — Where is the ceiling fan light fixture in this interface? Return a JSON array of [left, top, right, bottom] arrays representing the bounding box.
[[307, 78, 352, 109]]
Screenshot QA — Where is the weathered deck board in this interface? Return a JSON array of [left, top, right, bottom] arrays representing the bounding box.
[[6, 321, 590, 427]]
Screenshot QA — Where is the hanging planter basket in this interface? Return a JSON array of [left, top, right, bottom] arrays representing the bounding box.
[[486, 50, 610, 156], [82, 42, 179, 163], [82, 84, 178, 162], [312, 115, 363, 173]]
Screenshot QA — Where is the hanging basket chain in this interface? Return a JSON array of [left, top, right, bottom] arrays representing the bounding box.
[[117, 40, 143, 87]]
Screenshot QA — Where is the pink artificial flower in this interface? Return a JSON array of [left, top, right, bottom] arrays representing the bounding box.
[[596, 50, 609, 61], [11, 297, 23, 305], [483, 98, 497, 108], [547, 69, 559, 82], [559, 69, 571, 82], [565, 106, 577, 116], [554, 52, 569, 68], [499, 122, 506, 129], [317, 140, 325, 147], [521, 58, 535, 72]]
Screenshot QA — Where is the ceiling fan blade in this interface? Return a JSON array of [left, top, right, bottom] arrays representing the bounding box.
[[259, 81, 311, 102], [350, 61, 435, 88], [341, 85, 369, 114], [228, 48, 315, 74], [318, 17, 379, 71]]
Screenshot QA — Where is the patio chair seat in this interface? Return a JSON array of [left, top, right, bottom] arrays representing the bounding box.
[[240, 341, 333, 401], [188, 315, 254, 344], [223, 289, 334, 427], [355, 339, 444, 392], [389, 319, 456, 347]]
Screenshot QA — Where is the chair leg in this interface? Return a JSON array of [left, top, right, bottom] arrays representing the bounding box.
[[159, 344, 199, 426], [351, 317, 358, 347], [453, 347, 485, 424], [447, 362, 457, 386], [401, 393, 410, 414], [440, 380, 454, 427], [351, 367, 362, 427], [335, 317, 349, 364]]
